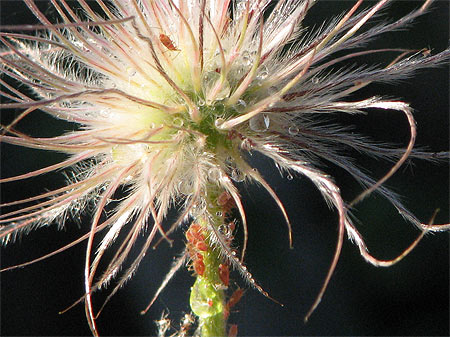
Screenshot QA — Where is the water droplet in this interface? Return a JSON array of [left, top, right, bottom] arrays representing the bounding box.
[[287, 173, 293, 181], [214, 118, 225, 128], [172, 117, 184, 127], [240, 138, 252, 151], [257, 65, 269, 80], [242, 51, 253, 67], [312, 77, 319, 84], [208, 168, 221, 181], [249, 114, 270, 132], [203, 71, 220, 88], [231, 168, 245, 182], [197, 98, 206, 107], [127, 67, 136, 77], [173, 95, 185, 105], [234, 99, 247, 113], [288, 126, 299, 136], [263, 115, 270, 129], [236, 66, 245, 76], [202, 71, 231, 102], [72, 205, 81, 213], [215, 80, 231, 101]]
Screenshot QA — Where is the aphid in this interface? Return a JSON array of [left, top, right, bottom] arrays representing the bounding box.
[[226, 288, 244, 311], [218, 263, 230, 287], [217, 191, 236, 217], [186, 223, 205, 244], [228, 221, 236, 233], [217, 191, 232, 207], [186, 245, 205, 276], [159, 33, 179, 51], [228, 324, 238, 337], [186, 223, 207, 276], [195, 240, 208, 252], [192, 257, 205, 276], [224, 287, 245, 320]]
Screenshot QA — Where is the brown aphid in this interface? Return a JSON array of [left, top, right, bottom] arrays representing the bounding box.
[[228, 324, 238, 337], [159, 33, 179, 51], [227, 287, 244, 310], [224, 287, 245, 320], [186, 223, 205, 243], [218, 263, 230, 287], [186, 222, 208, 276], [217, 191, 236, 216], [195, 240, 208, 252], [193, 258, 205, 276], [186, 243, 206, 276]]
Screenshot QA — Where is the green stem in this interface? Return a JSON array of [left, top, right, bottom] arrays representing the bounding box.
[[189, 189, 228, 337]]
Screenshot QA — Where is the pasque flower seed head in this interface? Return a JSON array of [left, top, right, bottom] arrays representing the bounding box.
[[1, 0, 449, 335]]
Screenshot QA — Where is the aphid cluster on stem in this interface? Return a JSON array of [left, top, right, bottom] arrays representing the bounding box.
[[186, 223, 208, 276]]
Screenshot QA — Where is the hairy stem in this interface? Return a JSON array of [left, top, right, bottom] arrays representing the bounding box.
[[190, 246, 226, 336], [188, 188, 230, 337]]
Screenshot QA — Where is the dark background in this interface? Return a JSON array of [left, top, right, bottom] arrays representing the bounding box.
[[1, 1, 448, 336]]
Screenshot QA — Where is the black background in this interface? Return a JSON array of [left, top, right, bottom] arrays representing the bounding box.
[[1, 1, 449, 336]]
